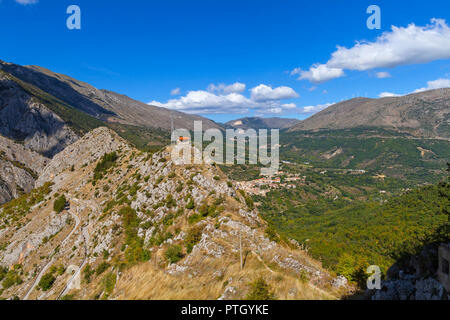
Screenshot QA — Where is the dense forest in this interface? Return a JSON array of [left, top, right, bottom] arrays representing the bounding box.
[[255, 166, 450, 285]]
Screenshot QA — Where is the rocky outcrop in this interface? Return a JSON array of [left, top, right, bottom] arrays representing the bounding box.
[[0, 72, 79, 157], [370, 274, 447, 300], [368, 245, 449, 300], [0, 135, 49, 204], [36, 127, 130, 187]]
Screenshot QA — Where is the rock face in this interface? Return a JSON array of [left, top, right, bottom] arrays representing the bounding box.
[[0, 127, 344, 300], [0, 71, 79, 157], [36, 127, 130, 187], [371, 276, 447, 300], [369, 245, 449, 300], [0, 135, 49, 204], [289, 88, 450, 139]]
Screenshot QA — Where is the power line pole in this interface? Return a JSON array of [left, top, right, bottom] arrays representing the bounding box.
[[170, 111, 174, 145], [239, 231, 243, 270]]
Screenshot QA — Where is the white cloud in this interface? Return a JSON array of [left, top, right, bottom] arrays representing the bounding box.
[[378, 77, 450, 97], [15, 0, 38, 4], [170, 88, 181, 96], [281, 103, 297, 109], [150, 90, 252, 114], [149, 83, 300, 115], [299, 103, 333, 114], [375, 72, 391, 79], [379, 92, 400, 98], [294, 64, 344, 83], [295, 19, 450, 83], [413, 78, 450, 93], [207, 82, 246, 94], [250, 84, 299, 102]]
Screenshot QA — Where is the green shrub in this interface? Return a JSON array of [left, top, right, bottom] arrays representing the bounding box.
[[165, 194, 176, 208], [185, 225, 203, 253], [186, 198, 195, 210], [96, 262, 110, 276], [38, 273, 55, 291], [188, 213, 203, 224], [264, 226, 280, 243], [94, 152, 118, 181], [164, 245, 183, 264], [101, 272, 117, 299], [2, 270, 22, 289], [53, 194, 67, 213], [246, 277, 276, 300], [83, 264, 94, 283]]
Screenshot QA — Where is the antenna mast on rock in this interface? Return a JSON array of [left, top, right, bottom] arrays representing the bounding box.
[[170, 111, 174, 145]]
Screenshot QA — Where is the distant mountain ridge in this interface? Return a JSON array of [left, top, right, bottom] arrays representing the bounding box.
[[226, 117, 300, 130], [0, 60, 220, 132], [289, 89, 450, 139]]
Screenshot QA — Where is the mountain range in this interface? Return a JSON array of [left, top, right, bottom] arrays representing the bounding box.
[[289, 89, 450, 139], [0, 60, 448, 300], [225, 117, 300, 130]]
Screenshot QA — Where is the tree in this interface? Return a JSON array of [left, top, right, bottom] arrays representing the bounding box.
[[53, 194, 67, 213], [38, 273, 55, 291], [246, 277, 276, 300]]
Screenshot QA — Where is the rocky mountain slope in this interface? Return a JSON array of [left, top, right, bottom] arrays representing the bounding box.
[[0, 127, 349, 300], [226, 117, 300, 130], [0, 60, 220, 132], [289, 89, 450, 139], [0, 135, 49, 204], [0, 70, 79, 157]]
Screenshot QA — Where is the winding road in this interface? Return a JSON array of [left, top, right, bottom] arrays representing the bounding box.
[[23, 197, 93, 300]]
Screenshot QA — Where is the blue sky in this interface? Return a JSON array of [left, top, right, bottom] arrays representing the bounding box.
[[1, 0, 450, 123]]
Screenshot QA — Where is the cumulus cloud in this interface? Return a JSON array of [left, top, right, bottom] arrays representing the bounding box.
[[250, 84, 299, 102], [294, 19, 450, 83], [293, 64, 345, 83], [149, 83, 299, 115], [299, 103, 333, 114], [375, 72, 391, 79], [379, 92, 400, 98], [15, 0, 38, 4], [378, 78, 450, 97], [207, 82, 246, 94], [170, 88, 181, 95], [413, 78, 450, 93]]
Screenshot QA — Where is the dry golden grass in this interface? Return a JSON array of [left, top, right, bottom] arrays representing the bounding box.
[[111, 251, 338, 300]]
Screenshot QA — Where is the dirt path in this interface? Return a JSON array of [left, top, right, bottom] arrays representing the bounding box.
[[57, 198, 93, 299], [22, 204, 81, 300]]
